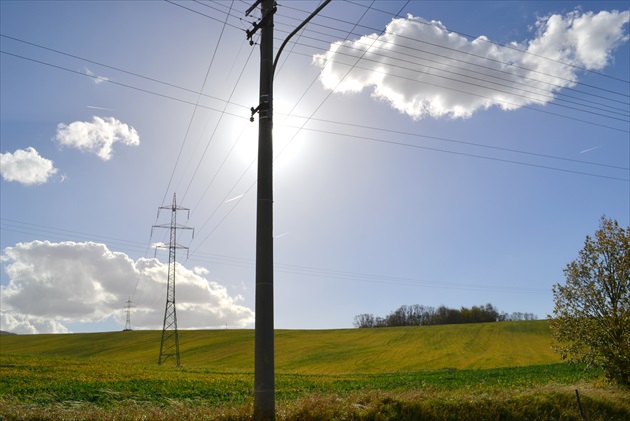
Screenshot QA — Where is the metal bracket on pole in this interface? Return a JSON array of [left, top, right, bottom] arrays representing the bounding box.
[[250, 95, 269, 122], [246, 6, 277, 45]]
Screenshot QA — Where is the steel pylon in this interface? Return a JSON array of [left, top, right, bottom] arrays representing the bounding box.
[[153, 193, 193, 366]]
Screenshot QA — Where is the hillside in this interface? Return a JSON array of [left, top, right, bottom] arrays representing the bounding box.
[[0, 320, 558, 374]]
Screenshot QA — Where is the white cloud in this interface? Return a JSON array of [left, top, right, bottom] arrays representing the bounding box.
[[532, 10, 630, 69], [0, 147, 59, 185], [313, 9, 629, 119], [84, 67, 109, 85], [55, 116, 140, 160], [0, 312, 70, 334], [193, 266, 209, 276], [0, 241, 254, 334]]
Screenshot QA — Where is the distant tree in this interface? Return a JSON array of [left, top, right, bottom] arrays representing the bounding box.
[[549, 217, 629, 387], [438, 303, 499, 324], [498, 311, 538, 321], [353, 313, 375, 328], [380, 304, 436, 326], [355, 303, 534, 328], [482, 303, 500, 322], [410, 304, 435, 326], [434, 305, 450, 325], [387, 306, 407, 327]]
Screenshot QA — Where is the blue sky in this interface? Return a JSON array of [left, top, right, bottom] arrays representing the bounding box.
[[1, 1, 628, 334]]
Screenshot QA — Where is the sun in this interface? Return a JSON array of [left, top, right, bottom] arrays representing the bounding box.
[[232, 100, 310, 174], [272, 109, 310, 173]]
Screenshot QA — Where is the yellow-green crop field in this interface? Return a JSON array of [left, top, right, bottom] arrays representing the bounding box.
[[1, 321, 628, 420]]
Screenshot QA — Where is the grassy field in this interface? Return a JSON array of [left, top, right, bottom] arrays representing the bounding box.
[[1, 321, 629, 420], [1, 321, 558, 372]]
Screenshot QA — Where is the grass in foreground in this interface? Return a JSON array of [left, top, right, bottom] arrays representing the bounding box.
[[1, 354, 628, 420]]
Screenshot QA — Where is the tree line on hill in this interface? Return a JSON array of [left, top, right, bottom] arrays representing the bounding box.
[[353, 303, 537, 328]]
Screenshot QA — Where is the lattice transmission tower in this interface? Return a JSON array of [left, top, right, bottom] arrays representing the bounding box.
[[152, 193, 194, 366], [123, 297, 135, 331]]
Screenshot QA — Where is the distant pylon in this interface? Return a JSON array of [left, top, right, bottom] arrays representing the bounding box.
[[152, 193, 194, 366], [123, 297, 135, 331]]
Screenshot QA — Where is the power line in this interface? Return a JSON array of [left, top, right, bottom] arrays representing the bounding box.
[[179, 35, 257, 205], [7, 3, 621, 334], [0, 215, 556, 296], [163, 9, 630, 128], [163, 0, 244, 31], [0, 217, 589, 297], [281, 23, 630, 113], [3, 27, 627, 127], [185, 247, 551, 295], [286, 2, 630, 92], [2, 5, 628, 259], [3, 47, 624, 190], [0, 35, 248, 112], [0, 218, 160, 306], [288, 48, 630, 131], [166, 2, 630, 106], [344, 0, 630, 84], [0, 50, 249, 118], [178, 0, 383, 249], [162, 0, 241, 207], [0, 218, 148, 252], [301, 47, 630, 131], [186, 100, 627, 254], [186, 115, 628, 252], [299, 116, 629, 170], [215, 4, 630, 107], [184, 138, 628, 266], [5, 41, 624, 136], [296, 125, 629, 182], [188, 0, 401, 250], [188, 121, 251, 215], [4, 2, 620, 253], [187, 159, 257, 258], [319, 40, 630, 119]]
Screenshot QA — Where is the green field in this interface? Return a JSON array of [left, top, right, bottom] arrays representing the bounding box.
[[1, 321, 559, 372], [1, 321, 628, 420]]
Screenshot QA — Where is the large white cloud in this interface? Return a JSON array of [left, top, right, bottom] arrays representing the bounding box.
[[0, 312, 70, 334], [313, 9, 629, 119], [0, 241, 254, 334], [55, 116, 139, 160], [0, 147, 59, 185]]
